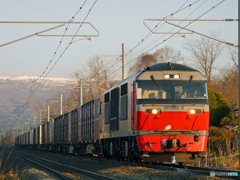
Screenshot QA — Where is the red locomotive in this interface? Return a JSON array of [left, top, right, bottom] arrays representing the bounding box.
[[16, 62, 209, 164]]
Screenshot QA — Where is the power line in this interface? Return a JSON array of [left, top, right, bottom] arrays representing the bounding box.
[[130, 0, 208, 59], [23, 0, 98, 113], [127, 0, 201, 56], [106, 0, 226, 77], [0, 1, 88, 95], [11, 0, 98, 127], [85, 0, 203, 81]]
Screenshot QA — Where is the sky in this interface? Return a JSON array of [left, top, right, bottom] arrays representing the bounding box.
[[0, 0, 238, 78]]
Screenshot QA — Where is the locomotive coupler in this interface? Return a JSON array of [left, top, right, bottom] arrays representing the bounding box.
[[167, 138, 181, 148]]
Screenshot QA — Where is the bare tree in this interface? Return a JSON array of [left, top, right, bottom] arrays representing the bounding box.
[[34, 55, 117, 117], [153, 45, 184, 63], [184, 33, 224, 82], [212, 66, 238, 110], [71, 56, 116, 104], [129, 46, 184, 75], [228, 46, 238, 67]]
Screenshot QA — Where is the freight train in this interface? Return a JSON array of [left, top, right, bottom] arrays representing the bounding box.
[[15, 62, 209, 163]]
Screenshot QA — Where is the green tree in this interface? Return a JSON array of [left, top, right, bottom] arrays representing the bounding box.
[[208, 83, 231, 126], [220, 114, 238, 127]]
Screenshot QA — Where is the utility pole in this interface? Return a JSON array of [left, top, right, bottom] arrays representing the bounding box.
[[122, 43, 126, 80], [60, 94, 63, 115], [238, 0, 240, 168], [101, 43, 127, 81], [80, 79, 82, 106]]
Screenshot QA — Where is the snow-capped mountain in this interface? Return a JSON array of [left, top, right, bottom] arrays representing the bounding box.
[[0, 75, 76, 85], [0, 76, 77, 122]]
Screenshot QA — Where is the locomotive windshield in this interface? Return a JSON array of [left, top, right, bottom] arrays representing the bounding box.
[[136, 80, 208, 104], [174, 81, 208, 103], [136, 80, 172, 103]]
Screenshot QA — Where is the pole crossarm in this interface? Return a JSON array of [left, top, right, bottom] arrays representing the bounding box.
[[101, 55, 121, 60], [144, 19, 238, 47], [0, 21, 99, 47]]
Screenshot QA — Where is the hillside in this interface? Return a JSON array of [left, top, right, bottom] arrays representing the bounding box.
[[0, 75, 77, 128]]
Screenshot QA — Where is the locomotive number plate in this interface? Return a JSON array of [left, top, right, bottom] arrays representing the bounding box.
[[164, 106, 184, 110]]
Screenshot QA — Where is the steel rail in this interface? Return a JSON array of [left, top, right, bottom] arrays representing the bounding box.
[[19, 148, 240, 179], [152, 163, 240, 179], [18, 151, 117, 180], [16, 152, 77, 180]]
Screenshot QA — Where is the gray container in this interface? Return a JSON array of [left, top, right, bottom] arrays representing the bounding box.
[[47, 122, 50, 143], [37, 126, 40, 144], [71, 109, 78, 143], [68, 113, 71, 142], [33, 128, 36, 144], [30, 129, 34, 145], [27, 131, 29, 145], [50, 119, 54, 143], [78, 107, 82, 142], [94, 98, 101, 140], [64, 113, 68, 143], [59, 115, 64, 143]]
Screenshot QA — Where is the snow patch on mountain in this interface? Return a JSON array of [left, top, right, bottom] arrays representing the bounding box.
[[0, 75, 77, 84]]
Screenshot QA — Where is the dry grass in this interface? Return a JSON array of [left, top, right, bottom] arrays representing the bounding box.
[[98, 166, 231, 180], [211, 154, 239, 170], [0, 169, 18, 180], [198, 153, 239, 170], [63, 172, 81, 179]]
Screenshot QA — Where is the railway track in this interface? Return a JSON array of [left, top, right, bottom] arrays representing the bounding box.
[[16, 150, 116, 180], [18, 148, 240, 179], [149, 163, 240, 179]]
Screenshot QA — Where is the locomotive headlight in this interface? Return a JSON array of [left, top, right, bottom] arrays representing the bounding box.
[[174, 74, 180, 79], [189, 109, 196, 114], [164, 74, 170, 79], [188, 109, 202, 114], [146, 109, 159, 114], [152, 109, 158, 114]]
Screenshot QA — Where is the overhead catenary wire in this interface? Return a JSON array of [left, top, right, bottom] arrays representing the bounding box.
[[130, 0, 208, 59], [10, 0, 98, 128], [106, 0, 226, 78], [19, 0, 98, 122], [0, 1, 88, 95], [0, 0, 199, 96], [85, 0, 204, 81], [127, 0, 201, 56]]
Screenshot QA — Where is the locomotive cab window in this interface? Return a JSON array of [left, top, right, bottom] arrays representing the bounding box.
[[174, 81, 208, 104], [136, 80, 208, 104], [136, 80, 172, 103]]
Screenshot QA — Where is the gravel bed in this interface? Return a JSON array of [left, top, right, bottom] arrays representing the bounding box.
[[18, 149, 235, 180], [20, 153, 95, 180], [18, 155, 63, 180], [0, 146, 63, 180]]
